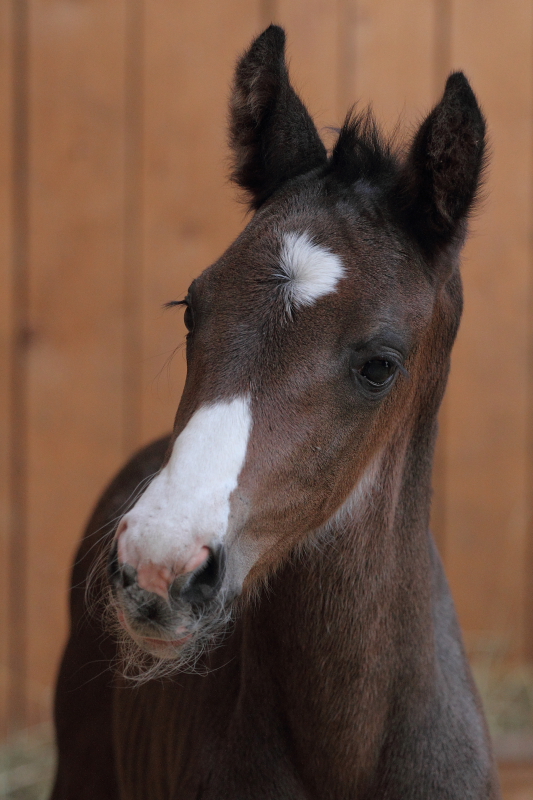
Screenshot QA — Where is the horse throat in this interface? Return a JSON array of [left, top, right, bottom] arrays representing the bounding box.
[[238, 417, 439, 790]]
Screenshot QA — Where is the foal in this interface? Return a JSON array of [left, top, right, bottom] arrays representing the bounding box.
[[52, 25, 500, 800]]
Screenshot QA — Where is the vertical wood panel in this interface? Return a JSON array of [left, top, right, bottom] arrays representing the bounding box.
[[139, 1, 262, 445], [445, 0, 533, 661], [24, 0, 128, 726], [346, 0, 436, 131], [122, 0, 144, 455], [7, 0, 30, 735], [273, 0, 340, 126], [0, 0, 14, 738]]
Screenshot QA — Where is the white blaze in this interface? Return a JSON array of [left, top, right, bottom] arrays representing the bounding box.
[[278, 231, 345, 311], [118, 397, 252, 570]]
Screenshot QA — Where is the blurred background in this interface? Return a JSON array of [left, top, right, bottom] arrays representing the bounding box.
[[1, 0, 533, 796]]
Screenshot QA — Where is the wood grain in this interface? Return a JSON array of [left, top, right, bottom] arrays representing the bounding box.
[[499, 762, 533, 800], [445, 0, 533, 661], [24, 0, 129, 726], [273, 0, 341, 128], [346, 0, 436, 132], [0, 0, 14, 738]]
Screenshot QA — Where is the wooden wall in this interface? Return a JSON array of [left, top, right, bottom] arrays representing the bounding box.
[[1, 0, 533, 737]]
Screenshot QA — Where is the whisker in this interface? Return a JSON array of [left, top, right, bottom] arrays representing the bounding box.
[[75, 471, 160, 570], [109, 590, 236, 684], [81, 471, 162, 615]]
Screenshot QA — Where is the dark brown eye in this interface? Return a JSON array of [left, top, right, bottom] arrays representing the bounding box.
[[359, 358, 396, 387], [183, 304, 194, 332]]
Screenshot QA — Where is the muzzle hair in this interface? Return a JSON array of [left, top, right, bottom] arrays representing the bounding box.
[[83, 470, 162, 621], [105, 587, 236, 683]]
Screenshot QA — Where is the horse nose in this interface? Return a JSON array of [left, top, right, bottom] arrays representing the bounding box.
[[174, 547, 226, 607], [111, 521, 225, 606], [120, 548, 212, 601], [114, 516, 214, 600]]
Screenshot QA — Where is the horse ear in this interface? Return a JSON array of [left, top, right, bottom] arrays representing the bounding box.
[[229, 25, 328, 210], [400, 72, 486, 256]]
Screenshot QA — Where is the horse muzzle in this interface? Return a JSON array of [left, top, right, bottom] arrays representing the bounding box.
[[107, 542, 227, 653]]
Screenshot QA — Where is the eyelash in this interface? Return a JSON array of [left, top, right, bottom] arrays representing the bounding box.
[[164, 298, 194, 333]]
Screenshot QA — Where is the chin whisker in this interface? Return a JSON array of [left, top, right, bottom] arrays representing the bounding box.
[[106, 590, 236, 683]]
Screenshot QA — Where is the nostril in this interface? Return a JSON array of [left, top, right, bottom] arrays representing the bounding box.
[[107, 546, 137, 590], [143, 601, 160, 622], [184, 546, 210, 574], [120, 564, 137, 589], [195, 551, 220, 590], [178, 547, 225, 607]]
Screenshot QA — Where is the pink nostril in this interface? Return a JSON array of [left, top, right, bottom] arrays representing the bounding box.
[[115, 514, 212, 601], [136, 563, 174, 599], [183, 546, 210, 575], [133, 547, 212, 601]]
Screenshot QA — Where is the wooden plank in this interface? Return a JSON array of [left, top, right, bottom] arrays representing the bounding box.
[[0, 0, 14, 739], [24, 0, 128, 726], [444, 0, 533, 662], [499, 763, 533, 800], [345, 0, 436, 133], [139, 1, 262, 445], [122, 0, 144, 456], [273, 0, 340, 126], [5, 0, 30, 738]]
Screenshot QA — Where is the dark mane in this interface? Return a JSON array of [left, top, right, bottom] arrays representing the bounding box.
[[327, 107, 401, 188]]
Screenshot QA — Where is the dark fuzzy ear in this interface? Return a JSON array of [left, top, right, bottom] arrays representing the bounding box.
[[399, 72, 486, 254], [229, 26, 328, 210]]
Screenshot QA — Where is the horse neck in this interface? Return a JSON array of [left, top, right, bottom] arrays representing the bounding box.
[[239, 414, 439, 784]]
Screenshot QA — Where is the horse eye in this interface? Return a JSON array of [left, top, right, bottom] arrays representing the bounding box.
[[183, 304, 194, 332], [359, 358, 396, 387]]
